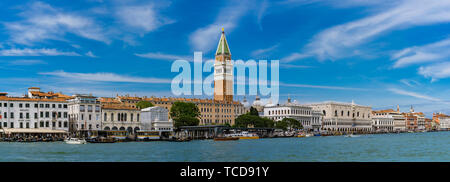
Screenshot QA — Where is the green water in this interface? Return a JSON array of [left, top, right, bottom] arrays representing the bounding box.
[[1, 131, 449, 161]]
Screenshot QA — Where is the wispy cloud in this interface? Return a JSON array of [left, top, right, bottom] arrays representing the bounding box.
[[388, 88, 442, 102], [114, 3, 174, 34], [251, 44, 279, 57], [399, 79, 421, 88], [418, 62, 450, 82], [135, 52, 191, 61], [8, 59, 47, 66], [0, 48, 80, 56], [289, 0, 450, 61], [189, 1, 251, 52], [392, 38, 450, 68], [85, 51, 97, 58], [39, 70, 172, 84], [281, 53, 311, 62], [5, 1, 109, 45]]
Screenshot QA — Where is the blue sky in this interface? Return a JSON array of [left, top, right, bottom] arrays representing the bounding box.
[[1, 0, 450, 117]]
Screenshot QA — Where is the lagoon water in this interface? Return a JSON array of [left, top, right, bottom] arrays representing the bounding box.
[[1, 131, 449, 162]]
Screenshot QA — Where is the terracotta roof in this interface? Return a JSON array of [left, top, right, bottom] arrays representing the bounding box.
[[99, 97, 121, 104], [372, 109, 396, 114], [0, 96, 68, 102], [101, 104, 139, 110]]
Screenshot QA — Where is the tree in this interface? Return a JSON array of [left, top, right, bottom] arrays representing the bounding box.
[[281, 118, 303, 130], [173, 116, 200, 128], [170, 101, 200, 128], [275, 120, 289, 130], [136, 101, 154, 109], [249, 107, 259, 116], [235, 113, 274, 128]]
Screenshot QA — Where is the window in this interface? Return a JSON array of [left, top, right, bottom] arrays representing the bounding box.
[[20, 113, 23, 119], [88, 105, 93, 112], [58, 104, 62, 108], [63, 104, 67, 108], [34, 104, 38, 108], [45, 104, 49, 108], [26, 113, 29, 119], [45, 112, 49, 118], [25, 103, 30, 108], [19, 103, 23, 108], [80, 105, 85, 112], [34, 113, 38, 119], [10, 103, 13, 107], [52, 104, 56, 108], [10, 113, 14, 118], [104, 113, 107, 121], [64, 112, 67, 118], [46, 122, 49, 127]]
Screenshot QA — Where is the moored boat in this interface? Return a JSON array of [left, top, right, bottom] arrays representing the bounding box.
[[226, 131, 259, 139], [64, 138, 87, 144]]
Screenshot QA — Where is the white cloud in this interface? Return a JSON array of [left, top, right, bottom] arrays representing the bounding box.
[[392, 38, 450, 68], [39, 70, 172, 84], [281, 53, 311, 62], [85, 51, 97, 58], [135, 52, 191, 61], [418, 62, 450, 82], [5, 1, 108, 45], [115, 3, 174, 34], [189, 1, 250, 52], [399, 79, 421, 88], [9, 59, 47, 66], [251, 44, 279, 57], [0, 48, 80, 56], [295, 0, 450, 61], [388, 88, 442, 102]]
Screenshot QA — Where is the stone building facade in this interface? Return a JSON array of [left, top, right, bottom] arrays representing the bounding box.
[[309, 101, 372, 133]]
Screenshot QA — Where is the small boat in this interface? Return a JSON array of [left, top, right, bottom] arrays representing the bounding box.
[[305, 133, 313, 137], [214, 137, 239, 141], [344, 134, 360, 138], [297, 134, 305, 138], [65, 138, 87, 144], [226, 131, 259, 139], [314, 133, 321, 136], [87, 137, 116, 143]]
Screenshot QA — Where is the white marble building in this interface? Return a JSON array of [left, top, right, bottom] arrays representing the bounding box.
[[263, 98, 322, 131], [308, 101, 372, 133], [140, 106, 173, 132]]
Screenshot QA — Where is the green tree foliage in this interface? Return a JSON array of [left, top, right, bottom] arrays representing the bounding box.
[[173, 116, 200, 128], [277, 118, 303, 130], [234, 113, 274, 128], [136, 101, 154, 109], [170, 101, 200, 128], [275, 119, 289, 130], [249, 106, 259, 116], [170, 102, 200, 118]]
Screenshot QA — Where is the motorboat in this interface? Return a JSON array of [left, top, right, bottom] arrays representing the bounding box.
[[64, 138, 87, 144], [225, 131, 259, 139], [344, 134, 360, 138]]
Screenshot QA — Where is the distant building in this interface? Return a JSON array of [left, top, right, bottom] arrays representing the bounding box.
[[264, 97, 322, 131], [0, 88, 70, 131], [432, 113, 449, 130], [309, 101, 372, 133], [68, 94, 101, 132], [372, 105, 405, 132], [100, 104, 140, 133], [402, 106, 425, 131], [140, 106, 173, 132]]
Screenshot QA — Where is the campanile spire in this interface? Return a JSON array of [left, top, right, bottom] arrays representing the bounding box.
[[214, 28, 233, 102]]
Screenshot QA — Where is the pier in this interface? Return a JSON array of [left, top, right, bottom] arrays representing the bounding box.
[[175, 125, 276, 140]]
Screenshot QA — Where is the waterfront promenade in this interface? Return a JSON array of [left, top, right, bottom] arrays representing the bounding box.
[[1, 131, 449, 162]]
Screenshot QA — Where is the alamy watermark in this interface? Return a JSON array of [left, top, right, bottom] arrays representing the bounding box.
[[171, 52, 279, 104]]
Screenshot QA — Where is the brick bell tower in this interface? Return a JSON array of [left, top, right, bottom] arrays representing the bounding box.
[[214, 28, 233, 102]]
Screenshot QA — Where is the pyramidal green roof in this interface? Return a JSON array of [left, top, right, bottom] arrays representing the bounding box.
[[215, 29, 231, 56]]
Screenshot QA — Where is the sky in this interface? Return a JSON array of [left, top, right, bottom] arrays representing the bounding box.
[[1, 0, 450, 117]]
